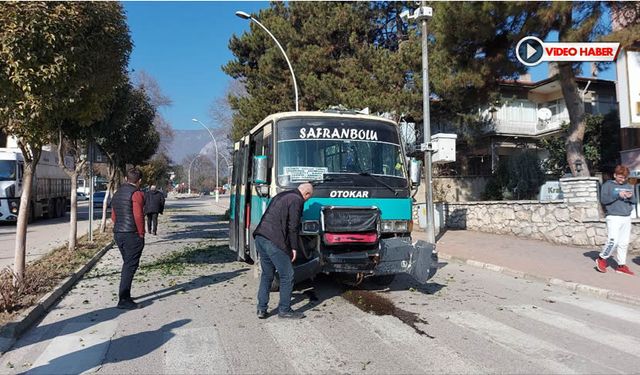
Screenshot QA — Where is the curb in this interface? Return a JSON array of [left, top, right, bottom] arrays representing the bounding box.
[[0, 241, 114, 354], [438, 252, 640, 307]]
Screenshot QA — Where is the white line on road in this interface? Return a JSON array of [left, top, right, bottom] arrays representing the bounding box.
[[552, 295, 640, 325], [163, 327, 229, 374], [27, 320, 118, 375], [507, 305, 640, 358], [357, 314, 480, 374], [445, 310, 599, 374], [265, 320, 346, 374]]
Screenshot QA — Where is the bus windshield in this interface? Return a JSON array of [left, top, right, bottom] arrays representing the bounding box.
[[0, 161, 16, 181], [276, 117, 406, 185]]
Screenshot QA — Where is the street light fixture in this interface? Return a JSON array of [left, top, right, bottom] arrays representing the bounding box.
[[192, 118, 219, 202], [235, 10, 299, 112]]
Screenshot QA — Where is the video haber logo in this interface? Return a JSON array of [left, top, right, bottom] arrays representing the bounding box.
[[516, 36, 620, 67]]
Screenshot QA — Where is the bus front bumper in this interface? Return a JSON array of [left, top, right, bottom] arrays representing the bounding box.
[[320, 237, 438, 283]]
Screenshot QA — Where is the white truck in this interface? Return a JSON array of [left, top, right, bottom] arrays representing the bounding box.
[[0, 141, 72, 222]]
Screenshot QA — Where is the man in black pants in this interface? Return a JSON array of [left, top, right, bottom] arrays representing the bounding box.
[[111, 168, 146, 310], [253, 182, 313, 319], [144, 184, 165, 235]]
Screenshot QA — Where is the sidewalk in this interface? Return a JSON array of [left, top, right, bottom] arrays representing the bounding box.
[[413, 229, 640, 305]]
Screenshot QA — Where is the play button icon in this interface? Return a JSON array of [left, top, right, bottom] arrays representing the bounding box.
[[516, 36, 544, 66], [527, 44, 537, 59]]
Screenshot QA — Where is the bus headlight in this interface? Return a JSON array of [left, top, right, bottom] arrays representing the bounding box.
[[381, 220, 412, 233], [10, 200, 18, 214], [381, 221, 394, 232], [302, 220, 320, 234], [395, 221, 409, 232]]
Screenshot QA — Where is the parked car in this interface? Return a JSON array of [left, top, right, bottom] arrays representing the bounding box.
[[77, 192, 89, 201], [93, 191, 111, 208]]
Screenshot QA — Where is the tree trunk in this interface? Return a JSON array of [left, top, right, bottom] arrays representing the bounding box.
[[55, 132, 87, 251], [558, 62, 589, 177], [13, 160, 35, 283], [99, 184, 110, 232], [100, 161, 119, 232], [68, 171, 79, 250]]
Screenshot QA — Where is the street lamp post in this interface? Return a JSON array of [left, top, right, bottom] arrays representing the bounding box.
[[187, 154, 203, 195], [235, 10, 299, 112], [192, 118, 219, 202], [218, 153, 232, 190], [404, 3, 435, 244]]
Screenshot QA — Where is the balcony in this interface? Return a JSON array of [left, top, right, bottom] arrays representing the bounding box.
[[483, 101, 570, 136]]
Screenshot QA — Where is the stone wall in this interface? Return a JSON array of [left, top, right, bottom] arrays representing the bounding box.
[[414, 176, 640, 253]]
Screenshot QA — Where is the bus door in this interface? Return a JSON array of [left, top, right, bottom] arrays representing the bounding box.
[[247, 125, 272, 261], [229, 145, 240, 253], [236, 137, 251, 260]]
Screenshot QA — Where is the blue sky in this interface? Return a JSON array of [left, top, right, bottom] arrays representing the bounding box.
[[124, 2, 617, 131], [124, 1, 267, 131]]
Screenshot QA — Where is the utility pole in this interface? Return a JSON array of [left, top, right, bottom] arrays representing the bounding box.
[[88, 142, 94, 242], [418, 2, 435, 244]]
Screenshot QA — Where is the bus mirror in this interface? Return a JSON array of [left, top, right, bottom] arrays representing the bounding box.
[[256, 185, 270, 197], [410, 159, 421, 187], [253, 155, 268, 184]]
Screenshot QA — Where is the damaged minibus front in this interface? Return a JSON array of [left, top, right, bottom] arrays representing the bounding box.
[[229, 111, 438, 287]]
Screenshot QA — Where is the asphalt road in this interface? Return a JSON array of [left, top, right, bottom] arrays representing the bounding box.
[[0, 201, 109, 269], [1, 196, 639, 374]]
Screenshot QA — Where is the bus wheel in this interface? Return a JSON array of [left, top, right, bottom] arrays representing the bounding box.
[[370, 275, 395, 286]]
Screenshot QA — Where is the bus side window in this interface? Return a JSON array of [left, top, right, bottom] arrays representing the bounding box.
[[264, 131, 272, 179], [250, 129, 265, 182], [231, 150, 238, 185]]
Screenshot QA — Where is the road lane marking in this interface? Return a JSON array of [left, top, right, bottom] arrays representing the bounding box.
[[27, 321, 118, 375], [164, 327, 229, 374], [507, 305, 640, 358], [552, 295, 640, 325], [357, 314, 479, 374], [265, 320, 346, 374], [445, 311, 591, 374]]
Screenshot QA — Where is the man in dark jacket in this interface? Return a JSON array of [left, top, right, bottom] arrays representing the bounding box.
[[253, 182, 313, 319], [144, 184, 165, 235], [111, 168, 146, 310]]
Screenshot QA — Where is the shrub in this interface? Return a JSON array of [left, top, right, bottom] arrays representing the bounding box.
[[482, 150, 545, 200]]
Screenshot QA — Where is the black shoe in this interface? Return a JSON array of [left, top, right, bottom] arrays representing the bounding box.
[[117, 298, 139, 310], [257, 309, 267, 319], [278, 309, 305, 319], [153, 231, 157, 235]]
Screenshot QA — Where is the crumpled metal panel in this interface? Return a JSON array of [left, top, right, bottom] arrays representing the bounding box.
[[376, 238, 437, 283]]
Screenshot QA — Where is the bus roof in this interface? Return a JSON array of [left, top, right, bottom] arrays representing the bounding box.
[[249, 111, 398, 135]]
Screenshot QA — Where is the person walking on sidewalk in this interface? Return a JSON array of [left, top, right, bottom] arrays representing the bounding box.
[[144, 184, 165, 235], [253, 182, 314, 319], [111, 168, 146, 309], [596, 164, 636, 275]]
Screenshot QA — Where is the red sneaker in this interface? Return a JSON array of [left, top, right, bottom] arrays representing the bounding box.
[[595, 257, 607, 273], [616, 265, 635, 276]]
